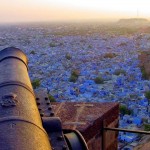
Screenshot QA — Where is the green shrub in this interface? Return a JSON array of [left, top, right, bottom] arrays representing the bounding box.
[[104, 53, 117, 59], [144, 124, 150, 131], [72, 70, 80, 78], [88, 45, 92, 49], [94, 76, 104, 84], [141, 66, 148, 79], [49, 42, 57, 47], [31, 79, 40, 89], [129, 94, 138, 99], [69, 75, 78, 82], [65, 53, 72, 60], [114, 69, 126, 76], [30, 50, 36, 55], [48, 94, 56, 102], [69, 70, 80, 83], [145, 91, 150, 99], [119, 105, 132, 115]]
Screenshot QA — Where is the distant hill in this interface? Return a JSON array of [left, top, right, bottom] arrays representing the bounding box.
[[118, 18, 149, 26]]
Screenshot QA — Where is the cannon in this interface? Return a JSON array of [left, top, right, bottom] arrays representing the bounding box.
[[0, 47, 88, 150]]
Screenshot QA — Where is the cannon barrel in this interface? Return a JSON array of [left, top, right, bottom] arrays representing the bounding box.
[[0, 47, 52, 150]]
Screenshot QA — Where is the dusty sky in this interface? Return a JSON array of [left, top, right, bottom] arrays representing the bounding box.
[[0, 0, 150, 23]]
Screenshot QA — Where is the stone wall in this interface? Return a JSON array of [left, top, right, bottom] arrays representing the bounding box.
[[138, 51, 150, 79], [51, 102, 119, 150]]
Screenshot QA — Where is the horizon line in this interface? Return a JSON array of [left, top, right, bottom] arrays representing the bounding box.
[[0, 17, 149, 25]]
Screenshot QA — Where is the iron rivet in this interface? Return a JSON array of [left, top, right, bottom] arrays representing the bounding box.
[[46, 102, 50, 105], [45, 97, 48, 100], [37, 102, 40, 105], [50, 112, 54, 116], [48, 106, 52, 110]]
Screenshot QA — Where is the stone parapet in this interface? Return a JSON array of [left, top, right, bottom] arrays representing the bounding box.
[[51, 102, 119, 150]]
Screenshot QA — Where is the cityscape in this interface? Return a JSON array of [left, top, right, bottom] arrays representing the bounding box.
[[0, 19, 150, 149]]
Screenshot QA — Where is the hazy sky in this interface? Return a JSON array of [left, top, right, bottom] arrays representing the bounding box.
[[0, 0, 150, 23]]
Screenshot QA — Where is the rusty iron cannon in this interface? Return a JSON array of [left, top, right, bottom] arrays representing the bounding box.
[[0, 47, 88, 150]]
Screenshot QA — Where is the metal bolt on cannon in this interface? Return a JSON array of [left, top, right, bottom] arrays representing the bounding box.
[[0, 47, 88, 150]]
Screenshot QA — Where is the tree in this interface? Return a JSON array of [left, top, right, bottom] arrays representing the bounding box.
[[69, 69, 80, 83], [65, 53, 72, 60], [145, 91, 150, 112], [69, 75, 78, 83], [94, 76, 104, 84], [141, 66, 148, 80], [48, 94, 56, 102], [31, 79, 40, 89], [119, 105, 132, 115], [144, 124, 150, 131]]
